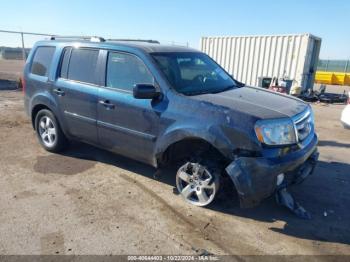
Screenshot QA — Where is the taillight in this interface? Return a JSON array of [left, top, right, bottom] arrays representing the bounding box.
[[20, 77, 26, 94]]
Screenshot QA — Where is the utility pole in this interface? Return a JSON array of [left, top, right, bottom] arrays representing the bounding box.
[[20, 32, 26, 61]]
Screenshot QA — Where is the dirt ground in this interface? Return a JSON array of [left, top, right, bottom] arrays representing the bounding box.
[[0, 59, 24, 80], [0, 89, 349, 256]]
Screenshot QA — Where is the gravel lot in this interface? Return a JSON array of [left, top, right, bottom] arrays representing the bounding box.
[[0, 60, 24, 81], [0, 87, 349, 255]]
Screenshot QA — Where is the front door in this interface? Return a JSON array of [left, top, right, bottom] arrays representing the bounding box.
[[97, 51, 162, 164]]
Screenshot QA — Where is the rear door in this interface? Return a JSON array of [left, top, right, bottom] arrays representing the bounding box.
[[97, 50, 161, 164], [54, 47, 102, 144]]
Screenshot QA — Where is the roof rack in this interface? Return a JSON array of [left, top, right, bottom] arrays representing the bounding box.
[[107, 39, 160, 44], [50, 36, 106, 42], [49, 36, 159, 44]]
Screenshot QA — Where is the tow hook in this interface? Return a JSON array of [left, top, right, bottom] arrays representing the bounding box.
[[275, 181, 311, 220]]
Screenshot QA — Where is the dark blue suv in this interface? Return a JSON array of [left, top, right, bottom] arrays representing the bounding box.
[[24, 37, 318, 209]]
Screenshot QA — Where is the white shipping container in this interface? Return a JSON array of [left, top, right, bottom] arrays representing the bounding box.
[[200, 34, 321, 91]]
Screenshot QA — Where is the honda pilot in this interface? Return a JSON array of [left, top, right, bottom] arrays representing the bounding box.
[[23, 37, 319, 209]]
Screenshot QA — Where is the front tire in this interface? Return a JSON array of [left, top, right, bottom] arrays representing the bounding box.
[[35, 109, 67, 152], [176, 159, 221, 207]]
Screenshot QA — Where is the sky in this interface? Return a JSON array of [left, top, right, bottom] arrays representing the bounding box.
[[0, 0, 349, 59]]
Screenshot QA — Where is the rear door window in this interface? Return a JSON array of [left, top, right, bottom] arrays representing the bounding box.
[[67, 48, 99, 85], [59, 47, 72, 79], [106, 52, 154, 91], [31, 46, 56, 77]]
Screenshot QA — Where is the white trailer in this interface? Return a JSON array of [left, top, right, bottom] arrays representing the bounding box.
[[200, 33, 321, 91]]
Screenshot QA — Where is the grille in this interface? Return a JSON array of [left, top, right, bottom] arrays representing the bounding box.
[[293, 109, 314, 142]]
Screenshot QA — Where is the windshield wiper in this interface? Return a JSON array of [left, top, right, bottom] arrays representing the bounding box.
[[209, 85, 236, 94], [236, 81, 245, 87], [182, 90, 209, 96], [182, 84, 239, 96]]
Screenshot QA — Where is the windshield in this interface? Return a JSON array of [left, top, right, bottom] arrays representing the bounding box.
[[151, 52, 240, 95]]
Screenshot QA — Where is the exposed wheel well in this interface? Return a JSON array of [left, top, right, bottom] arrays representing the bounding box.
[[31, 104, 50, 129], [158, 138, 229, 167]]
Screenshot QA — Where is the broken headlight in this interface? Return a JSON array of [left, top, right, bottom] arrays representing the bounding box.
[[254, 118, 297, 146]]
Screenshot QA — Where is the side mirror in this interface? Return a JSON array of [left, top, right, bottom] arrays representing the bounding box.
[[133, 84, 160, 99]]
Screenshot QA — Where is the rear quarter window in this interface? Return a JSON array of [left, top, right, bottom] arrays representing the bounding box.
[[30, 46, 56, 77]]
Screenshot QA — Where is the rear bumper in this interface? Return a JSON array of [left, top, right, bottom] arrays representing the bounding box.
[[226, 134, 319, 208]]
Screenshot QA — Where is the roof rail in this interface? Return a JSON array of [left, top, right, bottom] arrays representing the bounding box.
[[107, 39, 160, 44], [50, 36, 106, 42]]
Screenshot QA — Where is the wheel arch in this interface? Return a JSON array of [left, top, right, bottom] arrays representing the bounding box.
[[31, 104, 51, 129], [29, 94, 67, 134], [154, 128, 233, 167]]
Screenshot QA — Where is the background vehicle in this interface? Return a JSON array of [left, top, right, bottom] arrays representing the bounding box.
[[23, 37, 318, 208], [341, 92, 350, 129]]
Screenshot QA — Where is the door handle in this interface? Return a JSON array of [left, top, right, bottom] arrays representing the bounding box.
[[99, 100, 115, 109], [53, 88, 65, 96]]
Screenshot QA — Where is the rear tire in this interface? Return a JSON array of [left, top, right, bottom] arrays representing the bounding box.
[[35, 109, 67, 152]]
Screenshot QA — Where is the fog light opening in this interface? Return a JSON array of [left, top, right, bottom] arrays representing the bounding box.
[[276, 173, 285, 186]]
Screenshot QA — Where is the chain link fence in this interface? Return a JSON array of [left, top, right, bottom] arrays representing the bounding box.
[[317, 59, 350, 73], [0, 29, 189, 89], [0, 30, 52, 87]]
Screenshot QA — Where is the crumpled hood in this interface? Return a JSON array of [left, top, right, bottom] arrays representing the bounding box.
[[192, 86, 308, 119]]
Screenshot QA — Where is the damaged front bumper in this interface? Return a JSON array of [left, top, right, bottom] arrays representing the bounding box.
[[225, 134, 319, 208]]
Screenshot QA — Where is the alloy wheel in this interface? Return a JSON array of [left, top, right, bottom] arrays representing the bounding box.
[[38, 116, 57, 148], [176, 162, 218, 206]]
